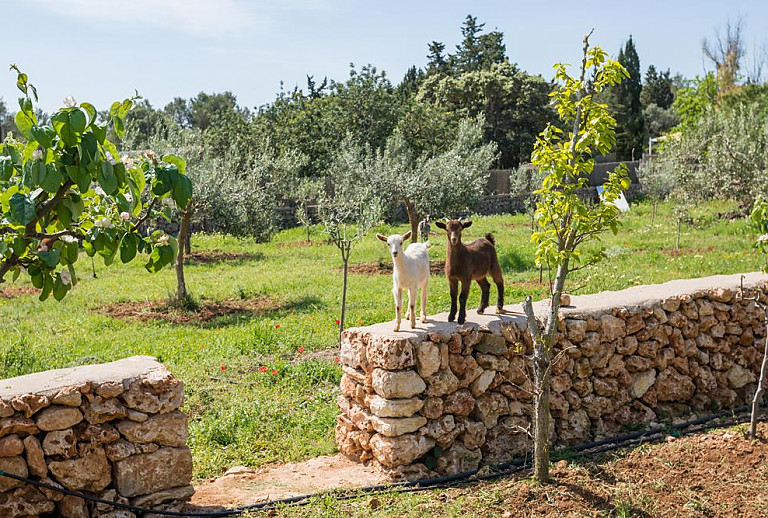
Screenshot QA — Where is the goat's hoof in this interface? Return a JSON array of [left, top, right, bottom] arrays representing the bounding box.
[[420, 316, 427, 323], [410, 322, 416, 329], [495, 307, 507, 315], [448, 316, 455, 322], [394, 324, 400, 332], [477, 308, 485, 315]]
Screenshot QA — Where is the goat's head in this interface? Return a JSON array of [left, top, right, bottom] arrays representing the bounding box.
[[376, 231, 411, 258], [435, 219, 471, 246]]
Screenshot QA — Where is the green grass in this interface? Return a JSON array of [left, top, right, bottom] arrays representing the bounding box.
[[0, 199, 761, 478]]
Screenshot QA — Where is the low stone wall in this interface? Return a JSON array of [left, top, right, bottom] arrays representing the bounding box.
[[0, 356, 192, 517], [336, 272, 768, 479]]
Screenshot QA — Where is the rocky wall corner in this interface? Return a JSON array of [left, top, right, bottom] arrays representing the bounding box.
[[336, 272, 768, 480], [0, 356, 192, 517]]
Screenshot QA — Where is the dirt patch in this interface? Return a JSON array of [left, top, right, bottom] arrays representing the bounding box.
[[188, 455, 387, 510], [0, 286, 39, 299], [345, 260, 446, 276], [661, 245, 716, 257], [185, 251, 261, 265], [275, 241, 316, 249], [293, 348, 340, 365], [185, 422, 768, 516], [98, 297, 279, 324]]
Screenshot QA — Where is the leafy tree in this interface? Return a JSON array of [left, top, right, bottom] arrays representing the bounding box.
[[0, 98, 17, 140], [641, 65, 675, 109], [614, 36, 644, 159], [375, 117, 497, 242], [318, 136, 382, 341], [671, 73, 718, 129], [643, 103, 679, 139], [0, 67, 190, 298], [523, 35, 629, 483], [292, 176, 324, 243], [418, 62, 554, 167]]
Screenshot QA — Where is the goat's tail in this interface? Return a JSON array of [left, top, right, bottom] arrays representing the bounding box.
[[485, 233, 495, 245]]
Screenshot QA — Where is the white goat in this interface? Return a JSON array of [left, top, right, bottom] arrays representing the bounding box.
[[376, 231, 431, 331]]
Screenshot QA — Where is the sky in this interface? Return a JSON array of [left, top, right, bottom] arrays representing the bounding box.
[[1, 0, 767, 114]]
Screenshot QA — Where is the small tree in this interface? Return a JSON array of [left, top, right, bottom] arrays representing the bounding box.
[[747, 199, 768, 438], [293, 176, 324, 243], [0, 67, 189, 296], [319, 136, 381, 341], [523, 34, 629, 483]]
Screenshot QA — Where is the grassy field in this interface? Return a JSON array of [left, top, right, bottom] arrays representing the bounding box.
[[0, 199, 761, 478]]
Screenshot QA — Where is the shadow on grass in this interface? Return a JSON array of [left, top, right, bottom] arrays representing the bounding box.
[[97, 296, 325, 328], [499, 249, 536, 273], [185, 251, 265, 266]]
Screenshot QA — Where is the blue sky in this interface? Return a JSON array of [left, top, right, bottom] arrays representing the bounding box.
[[1, 0, 767, 114]]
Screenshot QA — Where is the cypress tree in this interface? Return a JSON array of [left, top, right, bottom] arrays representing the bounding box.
[[615, 36, 644, 159]]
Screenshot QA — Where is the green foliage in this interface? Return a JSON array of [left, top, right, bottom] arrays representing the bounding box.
[[641, 65, 675, 109], [671, 73, 718, 130], [750, 198, 768, 272], [614, 36, 644, 159], [0, 67, 191, 299], [532, 41, 630, 278]]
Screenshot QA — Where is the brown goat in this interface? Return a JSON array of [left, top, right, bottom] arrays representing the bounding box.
[[435, 219, 504, 324]]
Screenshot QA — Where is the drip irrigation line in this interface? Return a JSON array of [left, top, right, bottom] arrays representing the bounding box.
[[0, 406, 761, 517]]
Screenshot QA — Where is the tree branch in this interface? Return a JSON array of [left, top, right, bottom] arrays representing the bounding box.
[[25, 180, 74, 235]]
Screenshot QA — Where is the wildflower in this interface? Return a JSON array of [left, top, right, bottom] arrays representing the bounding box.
[[124, 192, 133, 203], [297, 347, 305, 353], [275, 324, 281, 329], [105, 151, 117, 166], [220, 365, 226, 371], [32, 149, 43, 160], [59, 269, 72, 286], [120, 212, 130, 221], [271, 369, 278, 376], [334, 357, 340, 364], [259, 366, 267, 373], [63, 95, 77, 108], [162, 197, 177, 209], [335, 319, 340, 324], [121, 155, 134, 168], [759, 234, 768, 243], [94, 216, 113, 229], [61, 235, 78, 243], [158, 235, 170, 246], [94, 186, 106, 196]]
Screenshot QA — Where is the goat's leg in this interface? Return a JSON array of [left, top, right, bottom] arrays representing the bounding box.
[[477, 278, 490, 314], [420, 280, 428, 323], [491, 267, 505, 314], [448, 278, 459, 322], [408, 286, 417, 329], [393, 287, 402, 332], [458, 280, 470, 324]]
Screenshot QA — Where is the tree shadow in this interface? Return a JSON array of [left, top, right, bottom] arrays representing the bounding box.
[[185, 251, 265, 266], [498, 249, 536, 273]]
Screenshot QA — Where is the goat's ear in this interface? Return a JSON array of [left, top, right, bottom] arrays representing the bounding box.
[[376, 234, 388, 243], [435, 221, 447, 230], [402, 231, 412, 241], [461, 220, 473, 229]]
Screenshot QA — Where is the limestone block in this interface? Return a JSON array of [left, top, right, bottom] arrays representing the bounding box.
[[35, 406, 83, 431], [631, 370, 657, 399], [48, 446, 111, 492], [420, 397, 443, 419], [654, 368, 695, 402], [370, 415, 427, 437], [131, 485, 195, 508], [115, 410, 188, 447], [369, 433, 435, 468], [425, 370, 459, 398], [82, 396, 127, 424], [0, 434, 23, 457], [340, 331, 367, 370], [367, 335, 415, 370], [475, 334, 508, 355], [727, 364, 756, 388], [443, 389, 476, 416], [565, 319, 587, 342], [79, 423, 121, 445], [415, 341, 440, 378], [113, 447, 193, 498], [475, 353, 509, 372], [600, 314, 626, 342], [371, 369, 425, 399], [42, 429, 77, 458], [473, 392, 509, 428], [436, 444, 481, 475], [459, 419, 487, 449], [366, 394, 424, 418], [0, 456, 27, 492], [23, 435, 46, 478], [52, 386, 82, 407], [469, 370, 495, 397], [10, 394, 50, 418]]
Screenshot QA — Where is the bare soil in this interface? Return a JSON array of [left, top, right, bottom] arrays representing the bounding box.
[[275, 241, 316, 249], [185, 251, 261, 264], [0, 286, 39, 299], [344, 260, 446, 276], [98, 296, 280, 324], [185, 422, 768, 517]]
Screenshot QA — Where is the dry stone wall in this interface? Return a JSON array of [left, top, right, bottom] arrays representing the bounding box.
[[336, 272, 768, 479], [0, 356, 192, 517]]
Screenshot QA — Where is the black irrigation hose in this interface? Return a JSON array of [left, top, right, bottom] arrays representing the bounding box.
[[0, 405, 761, 517]]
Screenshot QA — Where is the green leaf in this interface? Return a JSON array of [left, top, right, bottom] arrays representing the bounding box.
[[51, 111, 79, 147], [91, 124, 107, 144], [39, 274, 53, 301], [30, 125, 56, 148], [120, 233, 138, 263], [0, 156, 13, 181], [70, 109, 87, 134], [9, 193, 36, 225], [40, 164, 62, 193], [38, 249, 61, 268], [80, 102, 97, 126], [79, 133, 99, 165], [52, 277, 69, 301], [14, 111, 34, 140], [172, 175, 193, 208], [162, 154, 186, 176], [97, 162, 118, 195]]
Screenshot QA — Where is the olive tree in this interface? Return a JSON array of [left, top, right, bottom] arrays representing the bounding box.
[[376, 117, 497, 242], [522, 35, 629, 483], [319, 135, 382, 341], [0, 67, 190, 298]]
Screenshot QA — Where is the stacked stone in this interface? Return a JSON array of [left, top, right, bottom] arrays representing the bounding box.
[[336, 273, 768, 479], [0, 356, 193, 517]]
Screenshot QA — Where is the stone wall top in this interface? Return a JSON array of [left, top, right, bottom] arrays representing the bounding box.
[[346, 272, 768, 339], [0, 356, 168, 399]]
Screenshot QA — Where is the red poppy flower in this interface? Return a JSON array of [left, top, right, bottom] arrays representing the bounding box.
[[271, 369, 278, 376], [259, 366, 267, 373], [335, 319, 340, 324], [220, 365, 226, 371], [298, 347, 305, 353], [275, 324, 281, 329], [334, 357, 340, 364]]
